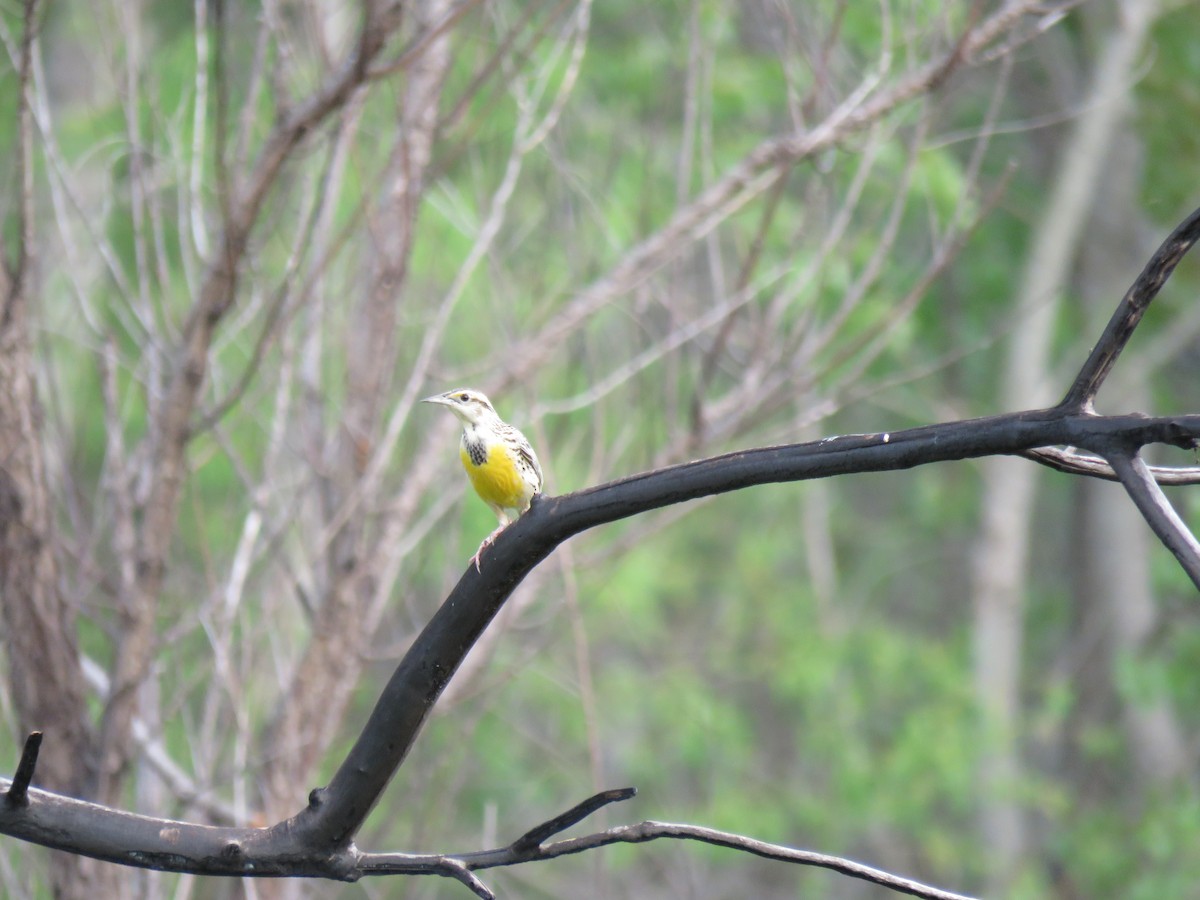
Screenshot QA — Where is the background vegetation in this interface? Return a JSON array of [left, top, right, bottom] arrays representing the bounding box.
[[1, 0, 1199, 897]]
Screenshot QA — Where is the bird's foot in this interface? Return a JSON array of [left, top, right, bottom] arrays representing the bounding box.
[[471, 524, 507, 571]]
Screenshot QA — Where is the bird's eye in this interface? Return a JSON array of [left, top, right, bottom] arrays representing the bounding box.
[[459, 393, 469, 402]]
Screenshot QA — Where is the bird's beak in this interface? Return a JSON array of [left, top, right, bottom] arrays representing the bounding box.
[[420, 393, 452, 407]]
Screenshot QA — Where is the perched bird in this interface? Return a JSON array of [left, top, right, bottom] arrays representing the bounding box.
[[421, 388, 543, 569]]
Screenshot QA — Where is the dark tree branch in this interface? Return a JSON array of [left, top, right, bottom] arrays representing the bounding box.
[[300, 410, 1200, 852], [293, 202, 1200, 851], [0, 774, 970, 900], [511, 786, 637, 852], [4, 733, 42, 808], [0, 775, 358, 879], [1060, 203, 1200, 411]]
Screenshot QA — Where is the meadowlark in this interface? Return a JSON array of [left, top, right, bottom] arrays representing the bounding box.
[[421, 388, 544, 569]]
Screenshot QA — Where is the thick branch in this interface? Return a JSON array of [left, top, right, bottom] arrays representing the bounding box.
[[0, 777, 358, 879], [300, 407, 1200, 848], [0, 775, 970, 900]]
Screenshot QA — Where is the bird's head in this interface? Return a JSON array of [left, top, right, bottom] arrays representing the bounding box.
[[420, 388, 499, 426]]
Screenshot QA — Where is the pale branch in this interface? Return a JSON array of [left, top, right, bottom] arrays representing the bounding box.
[[432, 0, 564, 138], [1023, 446, 1200, 485], [455, 820, 976, 900], [0, 0, 94, 802], [502, 0, 1076, 390], [366, 0, 483, 82], [358, 787, 977, 900], [93, 0, 413, 803], [1106, 451, 1200, 584]]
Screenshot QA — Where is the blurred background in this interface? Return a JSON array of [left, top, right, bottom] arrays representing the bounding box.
[[1, 0, 1199, 897]]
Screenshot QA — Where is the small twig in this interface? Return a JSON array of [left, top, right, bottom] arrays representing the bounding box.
[[511, 787, 636, 852], [5, 732, 43, 807], [521, 820, 978, 900], [1106, 451, 1200, 588], [355, 788, 972, 899], [439, 859, 493, 899]]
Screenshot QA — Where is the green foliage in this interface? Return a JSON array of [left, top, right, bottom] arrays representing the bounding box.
[[1058, 790, 1200, 898]]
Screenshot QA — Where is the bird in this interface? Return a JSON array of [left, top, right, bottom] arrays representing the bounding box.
[[421, 388, 543, 570]]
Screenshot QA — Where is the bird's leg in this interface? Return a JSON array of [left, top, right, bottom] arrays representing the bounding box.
[[471, 516, 511, 571]]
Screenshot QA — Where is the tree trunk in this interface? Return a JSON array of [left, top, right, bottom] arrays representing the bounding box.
[[0, 190, 119, 900], [969, 1, 1160, 891]]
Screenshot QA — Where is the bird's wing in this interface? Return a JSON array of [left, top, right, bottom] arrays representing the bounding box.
[[510, 427, 543, 490]]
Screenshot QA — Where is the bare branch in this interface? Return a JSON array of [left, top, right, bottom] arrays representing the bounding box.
[[458, 819, 977, 900], [503, 0, 1065, 390], [4, 733, 42, 808], [94, 0, 412, 803], [1023, 447, 1200, 485], [1106, 451, 1200, 586], [1060, 204, 1200, 410], [366, 0, 485, 81], [305, 406, 1200, 849], [511, 787, 636, 852], [0, 0, 93, 801], [357, 787, 976, 898], [0, 775, 971, 899]]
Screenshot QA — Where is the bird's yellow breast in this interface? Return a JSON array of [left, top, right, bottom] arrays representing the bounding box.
[[460, 442, 528, 511]]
